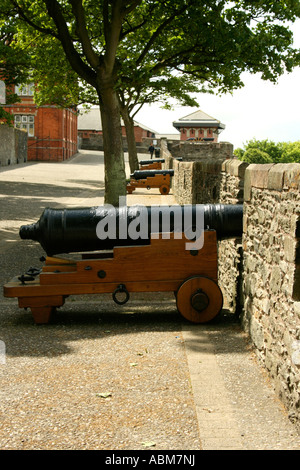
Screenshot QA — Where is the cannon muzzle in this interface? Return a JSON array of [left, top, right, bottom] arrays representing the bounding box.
[[20, 204, 243, 256]]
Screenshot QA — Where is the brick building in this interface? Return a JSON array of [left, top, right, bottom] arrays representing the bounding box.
[[2, 83, 78, 161], [78, 107, 156, 145], [172, 109, 225, 142]]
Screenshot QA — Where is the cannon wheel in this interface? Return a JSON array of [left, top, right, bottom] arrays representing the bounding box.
[[176, 276, 223, 323], [159, 184, 170, 195]]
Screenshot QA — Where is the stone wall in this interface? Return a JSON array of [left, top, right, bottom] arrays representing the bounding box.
[[164, 139, 300, 429], [168, 140, 233, 161], [0, 125, 27, 166], [79, 134, 151, 153], [161, 138, 247, 312], [242, 163, 300, 425]]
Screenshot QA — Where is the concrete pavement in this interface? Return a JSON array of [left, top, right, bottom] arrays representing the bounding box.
[[0, 150, 299, 450]]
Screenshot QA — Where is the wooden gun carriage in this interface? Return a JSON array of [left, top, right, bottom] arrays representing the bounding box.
[[3, 204, 243, 325], [126, 169, 174, 195]]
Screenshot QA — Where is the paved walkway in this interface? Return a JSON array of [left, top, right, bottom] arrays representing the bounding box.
[[0, 150, 299, 450]]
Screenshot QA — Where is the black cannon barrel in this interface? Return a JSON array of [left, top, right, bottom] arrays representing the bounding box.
[[131, 169, 174, 180], [19, 204, 243, 256], [139, 159, 165, 165]]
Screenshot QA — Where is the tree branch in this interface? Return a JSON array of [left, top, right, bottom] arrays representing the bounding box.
[[10, 0, 59, 38], [103, 0, 124, 74], [43, 0, 97, 86], [69, 0, 100, 69], [136, 2, 191, 66], [122, 0, 143, 16]]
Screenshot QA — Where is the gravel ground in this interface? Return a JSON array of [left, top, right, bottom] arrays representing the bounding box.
[[0, 151, 299, 451], [0, 152, 200, 451], [0, 299, 200, 450]]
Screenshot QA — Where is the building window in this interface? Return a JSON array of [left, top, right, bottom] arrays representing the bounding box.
[[15, 84, 34, 96], [14, 115, 35, 136]]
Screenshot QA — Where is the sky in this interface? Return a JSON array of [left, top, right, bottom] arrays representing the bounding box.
[[135, 22, 300, 151]]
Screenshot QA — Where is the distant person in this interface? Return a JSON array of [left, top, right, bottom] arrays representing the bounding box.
[[148, 144, 155, 159]]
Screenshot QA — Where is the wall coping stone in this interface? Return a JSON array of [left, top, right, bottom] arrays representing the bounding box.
[[267, 164, 287, 191], [245, 163, 300, 200], [228, 159, 249, 177], [283, 163, 300, 190], [244, 164, 274, 200], [194, 160, 223, 174]]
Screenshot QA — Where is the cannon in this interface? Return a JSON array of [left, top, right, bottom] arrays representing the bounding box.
[[4, 204, 243, 325], [138, 157, 182, 171], [139, 159, 165, 170], [127, 169, 174, 194]]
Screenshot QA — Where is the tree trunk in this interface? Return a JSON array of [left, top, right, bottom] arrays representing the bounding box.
[[121, 107, 139, 173], [98, 84, 126, 206]]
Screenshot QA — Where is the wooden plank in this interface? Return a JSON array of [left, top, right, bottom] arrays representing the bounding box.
[[18, 295, 65, 308], [42, 265, 77, 272], [3, 231, 218, 300], [45, 257, 77, 265], [38, 231, 217, 286], [5, 279, 186, 298]]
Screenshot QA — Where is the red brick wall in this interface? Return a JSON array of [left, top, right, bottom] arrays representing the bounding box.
[[78, 124, 153, 144], [28, 106, 78, 161], [180, 127, 218, 142], [3, 95, 78, 161]]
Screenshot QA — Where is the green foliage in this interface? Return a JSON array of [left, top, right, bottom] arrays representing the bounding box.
[[242, 148, 273, 164], [1, 0, 300, 202], [244, 139, 283, 163], [236, 139, 300, 163], [1, 0, 300, 111], [233, 147, 245, 160], [280, 141, 300, 163], [0, 108, 14, 125]]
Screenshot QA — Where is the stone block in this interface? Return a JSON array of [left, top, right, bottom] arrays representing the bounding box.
[[221, 159, 232, 172], [283, 163, 300, 189], [284, 235, 296, 263], [250, 317, 264, 350], [244, 165, 256, 201], [229, 159, 248, 178], [267, 164, 286, 191], [251, 163, 275, 188]]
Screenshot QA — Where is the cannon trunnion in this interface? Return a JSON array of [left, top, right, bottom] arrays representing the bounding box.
[[4, 204, 243, 325]]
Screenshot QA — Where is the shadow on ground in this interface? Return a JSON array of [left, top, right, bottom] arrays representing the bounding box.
[[0, 295, 243, 359]]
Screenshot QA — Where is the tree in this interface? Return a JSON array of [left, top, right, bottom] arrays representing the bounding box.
[[235, 139, 300, 163], [0, 3, 30, 124], [241, 147, 273, 164], [2, 0, 300, 204], [281, 141, 300, 162], [118, 73, 201, 172], [235, 138, 283, 163]]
